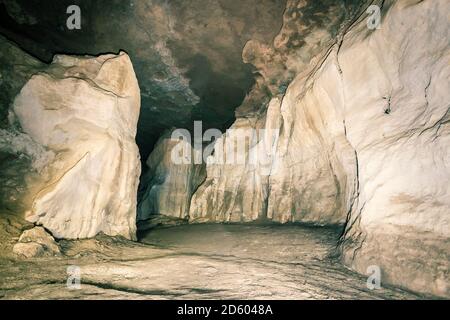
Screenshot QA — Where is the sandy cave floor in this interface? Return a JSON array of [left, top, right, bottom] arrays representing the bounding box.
[[0, 223, 428, 300]]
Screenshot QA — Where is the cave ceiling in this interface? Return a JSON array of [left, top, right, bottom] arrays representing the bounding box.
[[0, 0, 365, 158]]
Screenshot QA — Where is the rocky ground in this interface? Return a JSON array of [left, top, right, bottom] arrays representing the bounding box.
[[0, 222, 428, 300]]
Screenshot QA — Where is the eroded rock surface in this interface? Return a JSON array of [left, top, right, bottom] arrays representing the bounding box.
[[189, 94, 349, 224], [147, 0, 368, 225], [333, 0, 450, 298], [163, 0, 450, 297], [13, 226, 60, 258], [138, 132, 205, 221], [10, 52, 141, 240], [251, 0, 450, 297]]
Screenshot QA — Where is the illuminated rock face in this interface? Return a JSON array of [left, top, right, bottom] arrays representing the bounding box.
[[188, 0, 450, 297], [138, 132, 205, 221], [188, 114, 274, 223], [13, 52, 141, 240], [189, 94, 349, 224], [333, 0, 450, 298]]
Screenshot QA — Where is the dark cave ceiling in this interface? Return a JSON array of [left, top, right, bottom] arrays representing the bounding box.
[[0, 0, 366, 159], [0, 0, 287, 158]]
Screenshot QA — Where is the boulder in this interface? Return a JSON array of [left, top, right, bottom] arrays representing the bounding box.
[[13, 226, 60, 258], [12, 52, 141, 240], [13, 243, 45, 259]]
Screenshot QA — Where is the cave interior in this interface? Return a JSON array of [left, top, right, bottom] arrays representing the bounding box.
[[0, 0, 449, 300]]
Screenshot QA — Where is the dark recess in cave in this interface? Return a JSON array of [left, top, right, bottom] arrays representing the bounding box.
[[0, 0, 287, 161]]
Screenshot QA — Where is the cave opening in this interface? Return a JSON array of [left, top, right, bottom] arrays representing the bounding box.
[[0, 0, 449, 301]]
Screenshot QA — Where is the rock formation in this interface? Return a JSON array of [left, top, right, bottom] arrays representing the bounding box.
[[143, 0, 450, 297], [2, 46, 142, 240], [189, 93, 350, 224], [333, 0, 450, 298], [155, 0, 366, 224], [13, 226, 60, 258], [138, 131, 205, 221]]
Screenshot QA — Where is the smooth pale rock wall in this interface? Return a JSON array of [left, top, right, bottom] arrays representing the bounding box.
[[188, 0, 450, 296], [13, 52, 141, 240], [189, 109, 275, 223], [333, 0, 450, 297], [189, 87, 351, 224], [188, 96, 347, 224], [138, 132, 205, 221]]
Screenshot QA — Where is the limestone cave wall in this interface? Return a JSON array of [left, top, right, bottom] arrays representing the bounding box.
[[140, 0, 450, 297]]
